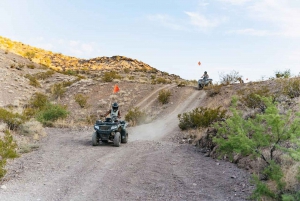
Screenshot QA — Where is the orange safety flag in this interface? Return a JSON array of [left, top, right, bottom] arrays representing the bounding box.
[[113, 84, 120, 93], [198, 61, 201, 66]]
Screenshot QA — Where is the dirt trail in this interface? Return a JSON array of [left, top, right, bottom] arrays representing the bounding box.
[[0, 90, 253, 201]]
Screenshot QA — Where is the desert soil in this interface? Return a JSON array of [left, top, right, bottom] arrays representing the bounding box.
[[0, 89, 254, 201]]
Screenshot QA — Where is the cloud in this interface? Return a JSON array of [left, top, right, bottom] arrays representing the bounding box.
[[227, 28, 272, 36], [147, 14, 186, 30], [248, 0, 300, 37], [218, 0, 251, 5], [222, 0, 300, 37], [185, 12, 226, 29]]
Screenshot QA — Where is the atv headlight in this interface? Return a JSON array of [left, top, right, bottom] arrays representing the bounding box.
[[94, 125, 99, 130], [111, 125, 118, 130]]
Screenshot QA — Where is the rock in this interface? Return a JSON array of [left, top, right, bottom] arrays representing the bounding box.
[[231, 175, 236, 179], [1, 185, 7, 190]]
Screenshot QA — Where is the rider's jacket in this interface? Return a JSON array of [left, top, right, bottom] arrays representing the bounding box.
[[111, 109, 119, 118]]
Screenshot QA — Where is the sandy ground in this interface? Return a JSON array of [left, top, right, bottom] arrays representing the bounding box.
[[0, 90, 254, 201]]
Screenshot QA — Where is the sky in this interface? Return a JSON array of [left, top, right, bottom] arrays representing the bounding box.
[[0, 0, 300, 82]]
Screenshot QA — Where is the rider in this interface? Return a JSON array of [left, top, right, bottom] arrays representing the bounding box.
[[201, 71, 209, 79], [103, 102, 121, 119]]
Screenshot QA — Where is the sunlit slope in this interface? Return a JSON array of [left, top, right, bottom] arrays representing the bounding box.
[[0, 36, 157, 72]]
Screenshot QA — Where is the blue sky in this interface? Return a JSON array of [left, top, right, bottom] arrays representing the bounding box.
[[0, 0, 299, 82]]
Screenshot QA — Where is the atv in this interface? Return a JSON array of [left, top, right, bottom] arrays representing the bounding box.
[[92, 117, 128, 147], [197, 78, 213, 90]]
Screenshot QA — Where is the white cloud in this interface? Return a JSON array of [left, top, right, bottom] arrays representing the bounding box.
[[222, 0, 300, 37], [185, 12, 226, 29], [227, 28, 272, 36], [219, 0, 251, 5], [147, 14, 186, 30]]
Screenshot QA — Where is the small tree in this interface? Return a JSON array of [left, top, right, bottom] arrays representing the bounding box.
[[213, 96, 300, 200]]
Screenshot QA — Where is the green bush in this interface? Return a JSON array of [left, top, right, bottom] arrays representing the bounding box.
[[241, 87, 270, 109], [74, 94, 88, 108], [213, 96, 300, 200], [36, 103, 69, 125], [178, 107, 227, 130], [51, 83, 66, 100], [125, 107, 147, 126], [275, 69, 291, 78], [155, 77, 170, 84], [0, 108, 25, 130], [102, 71, 122, 82], [0, 130, 18, 178], [158, 89, 171, 104]]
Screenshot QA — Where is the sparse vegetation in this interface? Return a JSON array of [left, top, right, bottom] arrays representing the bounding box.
[[36, 103, 69, 126], [204, 84, 223, 97], [0, 108, 25, 130], [102, 71, 122, 82], [24, 51, 35, 60], [240, 87, 271, 109], [158, 89, 171, 104], [50, 83, 66, 100], [281, 78, 300, 98], [213, 96, 300, 200], [275, 69, 291, 78], [125, 107, 147, 126], [74, 94, 88, 108], [178, 107, 227, 130], [0, 130, 19, 178], [24, 74, 41, 87], [219, 70, 242, 85]]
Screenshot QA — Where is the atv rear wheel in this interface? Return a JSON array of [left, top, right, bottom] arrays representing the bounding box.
[[198, 84, 203, 90], [92, 132, 99, 146], [114, 132, 121, 147], [121, 132, 128, 143]]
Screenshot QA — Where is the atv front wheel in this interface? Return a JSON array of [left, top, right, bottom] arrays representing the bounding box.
[[198, 84, 203, 90], [121, 132, 128, 143], [114, 132, 121, 147], [92, 132, 99, 146]]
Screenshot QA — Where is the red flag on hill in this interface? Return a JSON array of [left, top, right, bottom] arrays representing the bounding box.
[[113, 84, 120, 93]]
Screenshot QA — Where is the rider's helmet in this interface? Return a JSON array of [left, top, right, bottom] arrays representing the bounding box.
[[204, 71, 207, 74], [112, 102, 119, 112]]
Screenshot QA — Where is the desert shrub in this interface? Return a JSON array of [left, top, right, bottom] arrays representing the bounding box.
[[275, 69, 291, 78], [128, 76, 135, 80], [125, 107, 147, 126], [34, 70, 55, 80], [50, 83, 66, 100], [213, 96, 300, 200], [36, 103, 69, 125], [85, 114, 97, 124], [158, 89, 171, 104], [28, 93, 49, 110], [62, 70, 78, 76], [27, 64, 35, 69], [0, 130, 18, 178], [102, 71, 122, 82], [123, 68, 130, 73], [204, 84, 223, 97], [219, 70, 242, 85], [0, 108, 25, 130], [178, 107, 227, 130], [156, 77, 169, 84], [282, 78, 300, 98], [241, 87, 270, 109], [151, 75, 156, 80], [24, 51, 35, 60], [24, 74, 41, 88], [177, 81, 187, 87], [17, 63, 25, 69], [74, 94, 88, 108]]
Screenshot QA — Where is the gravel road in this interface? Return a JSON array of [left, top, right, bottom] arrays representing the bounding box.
[[0, 90, 254, 201]]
